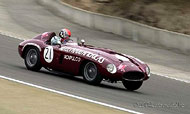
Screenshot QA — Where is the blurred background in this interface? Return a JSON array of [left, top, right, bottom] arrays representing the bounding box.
[[62, 0, 190, 34]]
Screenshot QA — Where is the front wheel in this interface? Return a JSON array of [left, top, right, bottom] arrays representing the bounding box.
[[122, 80, 143, 91], [83, 62, 103, 85], [24, 47, 42, 71]]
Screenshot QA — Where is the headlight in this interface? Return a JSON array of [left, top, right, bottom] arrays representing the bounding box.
[[106, 64, 117, 74], [146, 66, 150, 77]]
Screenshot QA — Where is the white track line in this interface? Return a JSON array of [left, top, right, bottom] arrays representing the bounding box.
[[0, 75, 143, 114], [0, 31, 25, 40], [152, 72, 190, 84]]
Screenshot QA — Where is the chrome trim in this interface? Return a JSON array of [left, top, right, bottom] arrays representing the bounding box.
[[22, 43, 41, 52]]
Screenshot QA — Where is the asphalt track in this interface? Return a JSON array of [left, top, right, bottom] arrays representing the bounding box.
[[0, 0, 190, 114], [0, 34, 190, 114]]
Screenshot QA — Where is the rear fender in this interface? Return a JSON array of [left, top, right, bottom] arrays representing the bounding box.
[[21, 41, 43, 58]]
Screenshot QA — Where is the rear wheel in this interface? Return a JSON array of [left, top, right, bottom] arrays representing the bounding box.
[[122, 80, 143, 91], [24, 47, 42, 71], [83, 62, 103, 85]]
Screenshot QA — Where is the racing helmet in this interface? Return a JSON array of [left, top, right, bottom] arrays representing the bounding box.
[[59, 28, 71, 39]]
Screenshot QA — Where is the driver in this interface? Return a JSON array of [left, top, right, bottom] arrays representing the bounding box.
[[51, 28, 71, 45]]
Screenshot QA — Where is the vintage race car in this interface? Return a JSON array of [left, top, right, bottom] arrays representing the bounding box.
[[18, 32, 150, 91]]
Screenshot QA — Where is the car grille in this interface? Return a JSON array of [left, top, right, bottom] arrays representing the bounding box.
[[123, 71, 145, 81]]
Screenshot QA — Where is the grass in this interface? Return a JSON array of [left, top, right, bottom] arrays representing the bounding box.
[[0, 78, 129, 114]]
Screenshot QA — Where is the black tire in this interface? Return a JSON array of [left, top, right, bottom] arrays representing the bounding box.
[[122, 80, 143, 91], [24, 47, 42, 71], [83, 62, 103, 85]]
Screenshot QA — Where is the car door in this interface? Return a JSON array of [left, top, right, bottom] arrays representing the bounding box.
[[42, 45, 62, 70], [58, 45, 82, 74], [42, 44, 82, 74]]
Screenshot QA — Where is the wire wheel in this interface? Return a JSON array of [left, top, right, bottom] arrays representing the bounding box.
[[26, 49, 38, 67], [83, 62, 102, 85], [24, 47, 42, 71]]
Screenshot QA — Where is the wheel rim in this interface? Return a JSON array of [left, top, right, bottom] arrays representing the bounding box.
[[26, 49, 38, 67], [84, 62, 97, 81]]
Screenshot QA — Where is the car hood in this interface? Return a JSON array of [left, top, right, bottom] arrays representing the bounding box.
[[65, 45, 145, 66], [79, 45, 121, 62], [85, 46, 146, 67]]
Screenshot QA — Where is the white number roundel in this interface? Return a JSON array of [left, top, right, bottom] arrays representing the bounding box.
[[43, 46, 54, 63]]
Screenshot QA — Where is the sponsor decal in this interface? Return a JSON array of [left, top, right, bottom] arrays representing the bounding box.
[[118, 64, 127, 72], [64, 55, 81, 62], [43, 46, 54, 63], [60, 47, 105, 63]]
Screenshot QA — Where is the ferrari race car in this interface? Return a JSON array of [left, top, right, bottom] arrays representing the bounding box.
[[18, 32, 150, 91]]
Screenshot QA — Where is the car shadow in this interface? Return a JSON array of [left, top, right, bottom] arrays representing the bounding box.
[[16, 66, 144, 94], [38, 69, 144, 94]]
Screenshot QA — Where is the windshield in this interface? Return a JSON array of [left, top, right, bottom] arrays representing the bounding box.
[[65, 37, 79, 45]]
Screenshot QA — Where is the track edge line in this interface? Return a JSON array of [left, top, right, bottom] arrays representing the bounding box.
[[0, 74, 143, 114]]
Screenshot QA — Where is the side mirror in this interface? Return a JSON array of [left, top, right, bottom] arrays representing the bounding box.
[[81, 39, 85, 46]]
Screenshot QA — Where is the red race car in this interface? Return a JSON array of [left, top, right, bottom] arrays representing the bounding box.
[[18, 32, 150, 91]]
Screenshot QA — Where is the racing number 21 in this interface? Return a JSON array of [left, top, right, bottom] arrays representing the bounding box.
[[43, 46, 54, 63], [45, 48, 51, 59]]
